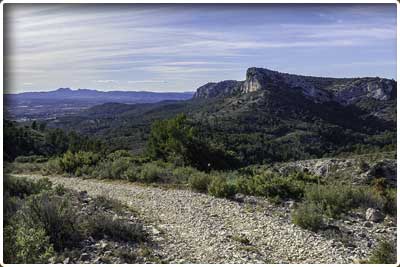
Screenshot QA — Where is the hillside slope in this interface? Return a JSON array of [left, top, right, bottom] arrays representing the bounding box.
[[45, 67, 396, 164]]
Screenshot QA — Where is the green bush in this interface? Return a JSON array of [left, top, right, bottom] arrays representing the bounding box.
[[110, 157, 132, 179], [54, 184, 67, 196], [75, 164, 96, 177], [4, 175, 52, 199], [122, 165, 141, 182], [58, 151, 100, 175], [88, 213, 146, 242], [383, 188, 396, 216], [107, 150, 133, 161], [305, 184, 385, 218], [59, 151, 78, 174], [368, 240, 396, 264], [5, 162, 44, 174], [92, 195, 125, 214], [42, 158, 63, 175], [3, 176, 56, 263], [208, 176, 236, 199], [92, 160, 113, 179], [248, 173, 305, 201], [89, 154, 139, 180], [353, 186, 386, 211], [4, 221, 54, 264], [172, 166, 199, 183], [292, 202, 324, 231], [22, 192, 85, 251], [138, 163, 167, 183], [4, 194, 23, 225], [189, 172, 212, 193], [259, 175, 303, 200], [3, 176, 52, 225], [288, 171, 319, 184], [235, 176, 252, 195], [305, 184, 352, 218]]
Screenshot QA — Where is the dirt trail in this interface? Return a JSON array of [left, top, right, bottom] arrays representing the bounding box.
[[18, 174, 361, 263]]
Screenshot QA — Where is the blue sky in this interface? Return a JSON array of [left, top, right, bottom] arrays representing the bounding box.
[[5, 4, 397, 93]]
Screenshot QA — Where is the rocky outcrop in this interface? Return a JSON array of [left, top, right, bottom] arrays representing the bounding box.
[[365, 208, 384, 223], [274, 156, 396, 186], [331, 77, 396, 104], [193, 80, 242, 98], [193, 67, 396, 105], [241, 68, 333, 103]]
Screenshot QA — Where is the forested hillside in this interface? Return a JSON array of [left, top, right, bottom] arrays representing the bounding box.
[[4, 67, 397, 264], [43, 68, 396, 165]]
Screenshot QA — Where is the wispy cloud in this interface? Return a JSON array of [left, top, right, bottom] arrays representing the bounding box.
[[331, 61, 397, 67], [127, 80, 167, 83], [4, 4, 396, 93], [94, 80, 118, 83]]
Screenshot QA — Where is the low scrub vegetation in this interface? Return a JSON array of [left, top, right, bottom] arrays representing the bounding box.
[[207, 176, 236, 199], [290, 181, 396, 231], [237, 173, 305, 201], [304, 184, 385, 219], [21, 192, 85, 251], [4, 222, 55, 264], [88, 214, 146, 242], [8, 155, 396, 228], [3, 175, 146, 264], [367, 240, 396, 264], [5, 120, 396, 236], [291, 202, 324, 231], [189, 172, 212, 193]]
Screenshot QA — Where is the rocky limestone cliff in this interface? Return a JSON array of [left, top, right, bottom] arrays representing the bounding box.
[[193, 67, 396, 105], [274, 156, 396, 186], [193, 80, 242, 98]]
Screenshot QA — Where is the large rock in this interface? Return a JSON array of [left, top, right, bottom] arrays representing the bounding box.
[[365, 208, 384, 222]]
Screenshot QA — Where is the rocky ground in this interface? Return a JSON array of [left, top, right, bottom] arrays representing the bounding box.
[[46, 188, 160, 264], [273, 153, 396, 186], [18, 174, 396, 264]]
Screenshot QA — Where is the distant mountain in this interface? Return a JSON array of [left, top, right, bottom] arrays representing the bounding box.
[[4, 88, 194, 121], [47, 67, 396, 164], [5, 88, 194, 104]]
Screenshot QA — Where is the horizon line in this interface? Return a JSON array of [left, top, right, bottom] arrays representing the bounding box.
[[6, 87, 197, 95]]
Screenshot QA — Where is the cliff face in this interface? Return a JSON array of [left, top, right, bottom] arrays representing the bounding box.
[[193, 80, 243, 98], [193, 67, 396, 105]]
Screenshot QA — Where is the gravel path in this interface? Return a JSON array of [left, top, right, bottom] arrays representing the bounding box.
[[19, 174, 365, 263]]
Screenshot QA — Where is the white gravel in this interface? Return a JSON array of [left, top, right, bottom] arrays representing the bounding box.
[[18, 174, 392, 264]]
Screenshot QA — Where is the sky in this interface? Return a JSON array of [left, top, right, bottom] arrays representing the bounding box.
[[4, 4, 397, 93]]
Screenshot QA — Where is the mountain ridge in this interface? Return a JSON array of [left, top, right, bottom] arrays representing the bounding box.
[[6, 87, 194, 100], [193, 67, 396, 105], [4, 88, 194, 122]]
